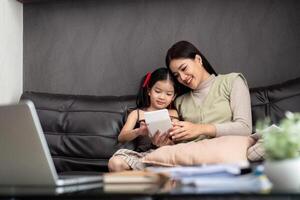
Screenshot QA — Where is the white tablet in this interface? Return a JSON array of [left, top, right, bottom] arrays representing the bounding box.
[[144, 109, 172, 137]]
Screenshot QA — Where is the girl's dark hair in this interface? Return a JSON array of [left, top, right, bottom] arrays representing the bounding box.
[[136, 68, 177, 109], [165, 41, 217, 95]]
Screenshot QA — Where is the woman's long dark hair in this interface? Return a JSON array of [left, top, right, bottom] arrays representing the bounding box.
[[136, 68, 177, 109], [165, 41, 217, 95]]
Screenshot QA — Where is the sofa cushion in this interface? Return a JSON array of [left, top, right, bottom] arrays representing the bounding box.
[[250, 77, 300, 130], [21, 92, 136, 172], [142, 136, 254, 167]]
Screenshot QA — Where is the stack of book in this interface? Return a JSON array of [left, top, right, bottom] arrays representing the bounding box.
[[103, 170, 169, 193], [147, 163, 272, 194]]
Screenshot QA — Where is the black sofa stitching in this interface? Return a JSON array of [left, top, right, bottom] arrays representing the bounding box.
[[62, 98, 77, 132], [36, 107, 123, 114], [251, 93, 300, 107], [265, 89, 270, 117], [45, 132, 117, 138], [66, 110, 123, 114], [52, 156, 109, 161], [268, 93, 300, 103]]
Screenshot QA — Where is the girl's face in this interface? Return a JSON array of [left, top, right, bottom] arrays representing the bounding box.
[[169, 55, 209, 90], [148, 80, 175, 110]]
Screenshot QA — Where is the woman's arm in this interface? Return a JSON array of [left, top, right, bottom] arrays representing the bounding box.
[[170, 76, 252, 141], [118, 110, 148, 143], [214, 76, 252, 136], [169, 109, 180, 123], [170, 121, 216, 141]]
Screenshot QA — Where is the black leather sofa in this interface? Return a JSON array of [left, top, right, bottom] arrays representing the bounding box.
[[20, 77, 300, 173]]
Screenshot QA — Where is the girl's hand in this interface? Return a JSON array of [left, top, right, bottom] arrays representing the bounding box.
[[136, 121, 149, 136], [169, 121, 202, 142], [151, 131, 174, 147]]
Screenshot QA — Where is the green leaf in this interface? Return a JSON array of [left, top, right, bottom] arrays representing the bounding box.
[[256, 112, 300, 160]]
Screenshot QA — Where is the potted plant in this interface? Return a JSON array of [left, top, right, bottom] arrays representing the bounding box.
[[257, 112, 300, 191]]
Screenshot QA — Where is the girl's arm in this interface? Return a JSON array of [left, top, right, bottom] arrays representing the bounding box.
[[118, 110, 148, 143]]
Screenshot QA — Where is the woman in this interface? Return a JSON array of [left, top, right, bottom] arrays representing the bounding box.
[[166, 41, 252, 142]]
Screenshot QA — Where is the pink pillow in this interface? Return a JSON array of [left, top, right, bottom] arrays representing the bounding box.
[[142, 136, 254, 166]]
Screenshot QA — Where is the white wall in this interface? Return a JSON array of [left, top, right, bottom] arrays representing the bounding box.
[[0, 0, 23, 105]]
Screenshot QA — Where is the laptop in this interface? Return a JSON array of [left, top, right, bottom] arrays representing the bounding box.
[[0, 100, 102, 187]]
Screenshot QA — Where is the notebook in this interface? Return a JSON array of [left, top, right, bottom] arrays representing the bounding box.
[[144, 109, 172, 137], [0, 100, 102, 186]]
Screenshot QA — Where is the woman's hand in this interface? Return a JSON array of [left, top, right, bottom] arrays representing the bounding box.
[[151, 131, 174, 147], [169, 121, 216, 142]]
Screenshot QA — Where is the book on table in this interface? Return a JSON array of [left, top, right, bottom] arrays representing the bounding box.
[[103, 170, 169, 184], [104, 183, 160, 194]]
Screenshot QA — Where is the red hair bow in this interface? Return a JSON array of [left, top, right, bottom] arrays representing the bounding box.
[[142, 72, 151, 88]]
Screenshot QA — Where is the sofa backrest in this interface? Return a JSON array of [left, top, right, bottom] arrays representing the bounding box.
[[20, 77, 300, 172]]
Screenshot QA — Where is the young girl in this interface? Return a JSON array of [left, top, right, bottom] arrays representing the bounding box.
[[108, 68, 179, 172]]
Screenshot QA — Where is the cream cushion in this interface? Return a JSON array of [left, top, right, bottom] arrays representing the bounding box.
[[142, 135, 254, 166]]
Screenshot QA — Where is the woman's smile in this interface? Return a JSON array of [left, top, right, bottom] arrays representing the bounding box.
[[183, 76, 194, 86]]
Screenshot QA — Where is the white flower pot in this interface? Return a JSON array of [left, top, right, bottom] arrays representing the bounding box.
[[264, 157, 300, 191]]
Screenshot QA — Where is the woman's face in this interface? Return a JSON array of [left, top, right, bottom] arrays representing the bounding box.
[[148, 80, 175, 110], [169, 55, 208, 90]]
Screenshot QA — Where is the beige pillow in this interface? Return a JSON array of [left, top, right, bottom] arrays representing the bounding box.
[[142, 136, 254, 166]]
